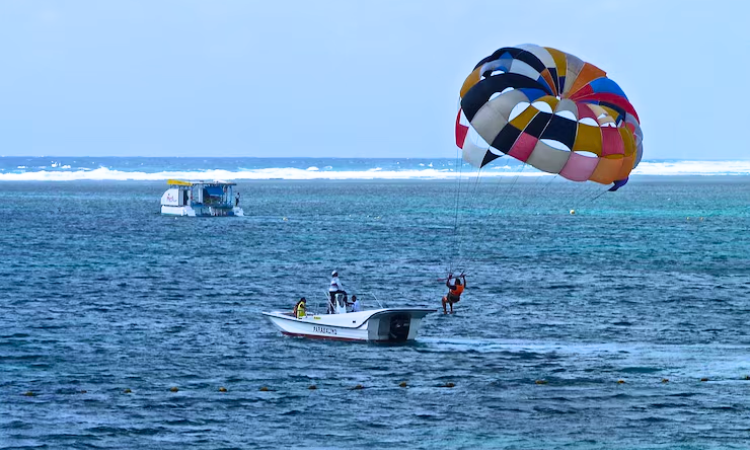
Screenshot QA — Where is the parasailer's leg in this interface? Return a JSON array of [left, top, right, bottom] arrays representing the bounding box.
[[441, 296, 448, 314], [447, 294, 459, 314]]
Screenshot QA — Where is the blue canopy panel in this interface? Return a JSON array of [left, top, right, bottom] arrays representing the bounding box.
[[609, 177, 629, 191], [535, 75, 554, 95], [518, 88, 547, 102], [589, 78, 628, 99], [205, 186, 225, 196]]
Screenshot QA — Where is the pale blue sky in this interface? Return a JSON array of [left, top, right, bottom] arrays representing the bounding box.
[[0, 0, 747, 159]]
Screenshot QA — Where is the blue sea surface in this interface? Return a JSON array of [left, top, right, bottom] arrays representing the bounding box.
[[1, 165, 750, 449]]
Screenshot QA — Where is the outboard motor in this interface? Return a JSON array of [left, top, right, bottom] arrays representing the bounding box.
[[387, 314, 411, 342]]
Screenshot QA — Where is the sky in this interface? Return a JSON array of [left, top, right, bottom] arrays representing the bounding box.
[[0, 0, 748, 159]]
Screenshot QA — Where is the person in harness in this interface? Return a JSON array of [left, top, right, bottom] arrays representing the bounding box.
[[442, 274, 466, 314], [293, 297, 306, 319]]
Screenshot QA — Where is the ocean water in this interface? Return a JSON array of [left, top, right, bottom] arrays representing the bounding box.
[[1, 159, 750, 449]]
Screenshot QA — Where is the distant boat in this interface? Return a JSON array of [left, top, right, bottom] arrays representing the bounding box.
[[263, 294, 435, 343], [160, 179, 244, 217]]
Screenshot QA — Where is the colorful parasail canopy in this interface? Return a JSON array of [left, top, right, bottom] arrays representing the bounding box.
[[456, 44, 643, 188]]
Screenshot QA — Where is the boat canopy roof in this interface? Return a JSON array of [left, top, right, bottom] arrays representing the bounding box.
[[167, 179, 193, 186], [167, 179, 237, 187]]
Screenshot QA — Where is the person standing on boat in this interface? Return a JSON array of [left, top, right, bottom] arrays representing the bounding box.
[[293, 297, 306, 319], [328, 271, 347, 313], [442, 274, 466, 314], [235, 192, 240, 207]]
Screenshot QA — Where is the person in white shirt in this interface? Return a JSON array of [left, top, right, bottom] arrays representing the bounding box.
[[350, 295, 361, 312], [328, 270, 347, 313]]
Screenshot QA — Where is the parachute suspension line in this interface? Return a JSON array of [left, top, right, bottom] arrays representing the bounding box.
[[454, 164, 485, 274], [566, 181, 594, 208], [489, 162, 526, 217], [588, 189, 609, 204], [480, 157, 515, 227], [580, 185, 610, 207], [448, 147, 465, 275], [571, 182, 610, 212], [520, 173, 559, 209], [453, 159, 480, 276], [462, 159, 522, 280], [512, 167, 547, 212]]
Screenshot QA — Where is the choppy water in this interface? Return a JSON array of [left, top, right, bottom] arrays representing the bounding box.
[[2, 178, 750, 449]]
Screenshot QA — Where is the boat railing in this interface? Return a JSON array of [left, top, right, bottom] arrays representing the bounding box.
[[368, 292, 387, 309]]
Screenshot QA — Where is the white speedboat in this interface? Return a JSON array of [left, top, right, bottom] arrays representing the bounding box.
[[160, 179, 244, 217], [263, 294, 435, 343]]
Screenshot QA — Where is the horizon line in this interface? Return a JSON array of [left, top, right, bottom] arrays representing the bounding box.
[[3, 156, 750, 162]]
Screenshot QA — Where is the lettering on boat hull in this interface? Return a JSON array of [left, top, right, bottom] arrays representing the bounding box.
[[312, 326, 338, 336]]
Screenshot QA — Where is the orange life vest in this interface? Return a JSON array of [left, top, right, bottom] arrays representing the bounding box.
[[450, 284, 464, 296]]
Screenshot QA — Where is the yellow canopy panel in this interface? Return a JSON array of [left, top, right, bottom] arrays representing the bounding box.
[[167, 179, 193, 186]]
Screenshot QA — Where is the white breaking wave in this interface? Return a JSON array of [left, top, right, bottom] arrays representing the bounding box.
[[0, 160, 748, 181], [633, 160, 750, 175], [0, 167, 465, 181]]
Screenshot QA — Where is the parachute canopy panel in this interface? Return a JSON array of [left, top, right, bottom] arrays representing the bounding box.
[[455, 44, 643, 187]]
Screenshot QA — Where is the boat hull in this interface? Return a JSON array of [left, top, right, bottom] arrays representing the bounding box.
[[262, 308, 435, 343], [161, 205, 244, 217]]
